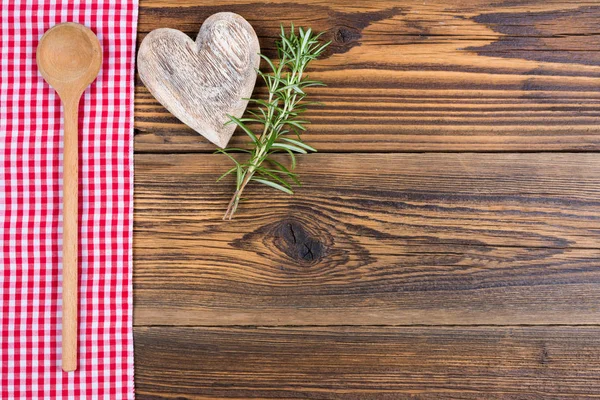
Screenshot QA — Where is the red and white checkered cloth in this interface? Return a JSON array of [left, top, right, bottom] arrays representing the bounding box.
[[1, 1, 138, 398]]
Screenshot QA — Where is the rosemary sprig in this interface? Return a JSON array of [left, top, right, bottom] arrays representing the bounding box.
[[218, 24, 330, 220]]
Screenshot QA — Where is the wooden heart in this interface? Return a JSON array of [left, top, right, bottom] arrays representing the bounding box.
[[138, 12, 260, 148]]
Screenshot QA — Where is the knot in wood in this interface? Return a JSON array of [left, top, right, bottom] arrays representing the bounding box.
[[274, 220, 325, 264], [334, 26, 360, 45]]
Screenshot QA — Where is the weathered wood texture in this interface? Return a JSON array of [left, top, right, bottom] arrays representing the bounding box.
[[137, 12, 260, 148], [135, 0, 600, 152], [133, 1, 600, 397], [134, 153, 600, 326], [135, 326, 600, 399]]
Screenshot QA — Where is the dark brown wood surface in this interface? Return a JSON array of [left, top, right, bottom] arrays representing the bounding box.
[[135, 0, 600, 153], [133, 1, 600, 398], [135, 153, 600, 327], [135, 326, 600, 399]]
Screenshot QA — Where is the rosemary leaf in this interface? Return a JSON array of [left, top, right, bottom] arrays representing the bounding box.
[[252, 178, 294, 195]]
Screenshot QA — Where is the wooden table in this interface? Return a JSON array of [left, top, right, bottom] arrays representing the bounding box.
[[133, 1, 600, 398]]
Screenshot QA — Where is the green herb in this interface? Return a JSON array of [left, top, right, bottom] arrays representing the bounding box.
[[217, 24, 330, 220]]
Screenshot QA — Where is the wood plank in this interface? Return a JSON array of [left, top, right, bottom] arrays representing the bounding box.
[[134, 326, 600, 399], [133, 153, 600, 325], [135, 0, 600, 152]]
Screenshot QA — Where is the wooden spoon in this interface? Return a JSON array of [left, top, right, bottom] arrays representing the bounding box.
[[36, 22, 102, 372]]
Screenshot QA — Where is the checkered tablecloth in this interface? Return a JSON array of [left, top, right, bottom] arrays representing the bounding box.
[[1, 1, 138, 398]]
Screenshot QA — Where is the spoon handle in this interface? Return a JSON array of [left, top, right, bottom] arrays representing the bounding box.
[[62, 98, 79, 372]]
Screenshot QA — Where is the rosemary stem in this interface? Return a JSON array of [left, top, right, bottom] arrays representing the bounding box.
[[219, 26, 329, 219], [223, 81, 298, 219]]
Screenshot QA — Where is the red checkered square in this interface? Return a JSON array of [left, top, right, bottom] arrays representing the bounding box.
[[1, 1, 137, 398]]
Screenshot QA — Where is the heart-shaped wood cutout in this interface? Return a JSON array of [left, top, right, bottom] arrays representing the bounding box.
[[138, 12, 260, 148]]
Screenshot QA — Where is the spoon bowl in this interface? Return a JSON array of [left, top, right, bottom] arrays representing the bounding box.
[[37, 23, 102, 98], [36, 22, 102, 373]]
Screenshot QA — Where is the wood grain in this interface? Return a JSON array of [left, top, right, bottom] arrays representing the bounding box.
[[135, 326, 600, 399], [132, 1, 600, 396], [138, 12, 260, 148], [36, 22, 103, 372], [135, 0, 600, 152], [133, 153, 600, 326]]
